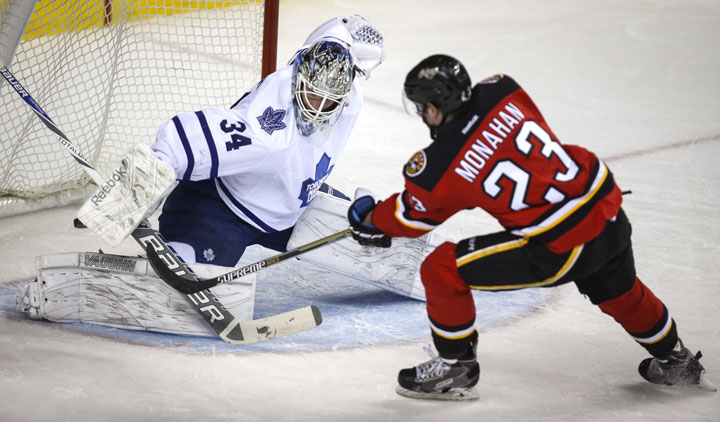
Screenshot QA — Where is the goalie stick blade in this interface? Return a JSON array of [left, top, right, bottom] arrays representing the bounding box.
[[220, 305, 323, 345], [145, 246, 322, 344], [145, 244, 323, 344]]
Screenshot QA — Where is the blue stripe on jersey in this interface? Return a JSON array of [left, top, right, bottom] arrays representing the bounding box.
[[217, 178, 279, 233], [194, 111, 219, 178], [172, 116, 194, 180]]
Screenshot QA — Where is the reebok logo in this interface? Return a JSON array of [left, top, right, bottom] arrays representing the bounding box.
[[91, 167, 128, 206]]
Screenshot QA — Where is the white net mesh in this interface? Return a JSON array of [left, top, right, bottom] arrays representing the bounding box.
[[0, 0, 267, 215]]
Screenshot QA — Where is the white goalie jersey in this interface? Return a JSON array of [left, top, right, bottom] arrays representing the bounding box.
[[78, 15, 383, 244], [150, 16, 383, 233], [151, 68, 363, 232]]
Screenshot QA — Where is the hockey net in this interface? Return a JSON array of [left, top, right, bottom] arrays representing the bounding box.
[[0, 0, 278, 217]]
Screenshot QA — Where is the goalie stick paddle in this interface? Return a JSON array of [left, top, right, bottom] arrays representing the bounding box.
[[147, 228, 352, 294], [1, 65, 322, 345]]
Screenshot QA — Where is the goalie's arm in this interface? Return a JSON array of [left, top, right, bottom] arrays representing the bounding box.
[[151, 107, 271, 182], [78, 106, 274, 247]]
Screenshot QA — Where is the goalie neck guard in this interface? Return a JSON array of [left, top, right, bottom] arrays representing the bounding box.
[[292, 41, 354, 136]]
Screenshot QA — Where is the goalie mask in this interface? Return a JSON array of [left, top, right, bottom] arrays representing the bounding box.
[[292, 41, 354, 136]]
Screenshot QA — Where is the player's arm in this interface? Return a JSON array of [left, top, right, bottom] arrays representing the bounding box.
[[348, 185, 453, 247], [347, 188, 392, 247], [152, 107, 269, 181], [372, 189, 451, 238], [78, 107, 268, 246]]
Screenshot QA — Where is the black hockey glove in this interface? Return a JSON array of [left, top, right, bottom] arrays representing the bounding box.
[[347, 190, 391, 248]]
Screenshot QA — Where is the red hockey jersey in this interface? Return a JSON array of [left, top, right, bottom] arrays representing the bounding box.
[[373, 75, 622, 253]]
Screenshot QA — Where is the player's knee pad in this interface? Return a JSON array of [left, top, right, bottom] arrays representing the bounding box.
[[420, 241, 468, 296], [422, 242, 476, 330]]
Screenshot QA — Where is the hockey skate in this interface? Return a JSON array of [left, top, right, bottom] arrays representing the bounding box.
[[638, 340, 717, 392], [396, 334, 480, 401]]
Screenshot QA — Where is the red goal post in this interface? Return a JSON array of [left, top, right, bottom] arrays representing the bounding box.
[[0, 0, 279, 217]]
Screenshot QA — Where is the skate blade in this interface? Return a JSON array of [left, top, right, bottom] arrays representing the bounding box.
[[395, 385, 479, 401], [695, 375, 718, 392], [675, 371, 717, 392], [650, 373, 718, 392]]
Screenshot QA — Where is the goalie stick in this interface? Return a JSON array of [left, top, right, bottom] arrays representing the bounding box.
[[148, 228, 352, 294], [1, 65, 322, 345]]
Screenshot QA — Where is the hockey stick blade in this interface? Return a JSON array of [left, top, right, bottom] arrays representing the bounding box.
[[147, 228, 352, 294], [221, 304, 323, 346]]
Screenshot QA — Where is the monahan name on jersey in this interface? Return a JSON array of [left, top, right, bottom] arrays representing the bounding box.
[[372, 74, 623, 253]]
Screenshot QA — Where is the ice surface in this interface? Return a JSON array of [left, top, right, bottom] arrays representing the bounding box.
[[1, 0, 719, 421]]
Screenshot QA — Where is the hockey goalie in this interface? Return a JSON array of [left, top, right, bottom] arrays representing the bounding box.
[[17, 15, 443, 337]]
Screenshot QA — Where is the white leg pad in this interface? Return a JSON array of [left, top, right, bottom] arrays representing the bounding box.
[[17, 252, 255, 337], [77, 143, 177, 247], [288, 192, 447, 301]]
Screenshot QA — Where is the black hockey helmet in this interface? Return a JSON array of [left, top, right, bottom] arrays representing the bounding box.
[[403, 54, 472, 116]]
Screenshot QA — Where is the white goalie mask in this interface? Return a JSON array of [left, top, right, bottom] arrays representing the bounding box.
[[292, 41, 354, 136]]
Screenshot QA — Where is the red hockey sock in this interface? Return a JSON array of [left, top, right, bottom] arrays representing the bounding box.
[[421, 242, 475, 328], [597, 277, 665, 334]]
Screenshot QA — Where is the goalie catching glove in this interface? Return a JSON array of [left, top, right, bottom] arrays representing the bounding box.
[[343, 15, 384, 77], [347, 187, 391, 248], [301, 15, 384, 79]]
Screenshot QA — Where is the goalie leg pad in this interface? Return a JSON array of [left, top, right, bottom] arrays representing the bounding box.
[[288, 192, 445, 301], [17, 252, 256, 337], [77, 143, 177, 247]]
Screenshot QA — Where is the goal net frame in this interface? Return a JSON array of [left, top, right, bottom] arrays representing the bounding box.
[[0, 0, 279, 217]]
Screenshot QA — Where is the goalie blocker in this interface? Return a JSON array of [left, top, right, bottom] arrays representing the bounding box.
[[77, 143, 177, 247]]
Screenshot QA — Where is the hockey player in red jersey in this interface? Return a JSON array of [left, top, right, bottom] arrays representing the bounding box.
[[347, 54, 713, 400]]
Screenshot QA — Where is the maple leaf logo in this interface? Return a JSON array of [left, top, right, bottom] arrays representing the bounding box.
[[256, 106, 287, 135], [298, 153, 334, 207]]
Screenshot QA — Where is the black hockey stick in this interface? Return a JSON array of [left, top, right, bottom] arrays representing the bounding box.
[[148, 228, 352, 294], [1, 65, 322, 344]]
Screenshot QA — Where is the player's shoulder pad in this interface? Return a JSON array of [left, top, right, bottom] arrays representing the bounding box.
[[474, 74, 520, 96], [402, 140, 454, 192], [230, 66, 295, 146], [479, 74, 504, 84], [404, 150, 428, 178]]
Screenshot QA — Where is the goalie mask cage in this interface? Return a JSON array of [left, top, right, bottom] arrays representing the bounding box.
[[0, 0, 279, 217]]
